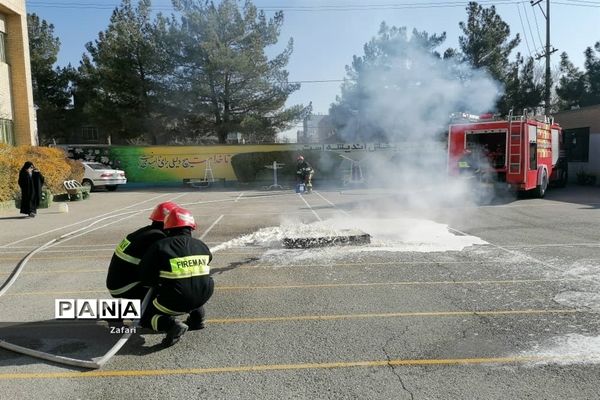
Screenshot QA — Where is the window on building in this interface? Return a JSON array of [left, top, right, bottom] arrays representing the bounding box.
[[0, 32, 6, 63], [0, 119, 14, 145], [564, 127, 590, 162]]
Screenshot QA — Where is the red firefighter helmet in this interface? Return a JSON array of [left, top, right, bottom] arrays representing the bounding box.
[[297, 155, 304, 162], [164, 207, 197, 230], [149, 201, 179, 222]]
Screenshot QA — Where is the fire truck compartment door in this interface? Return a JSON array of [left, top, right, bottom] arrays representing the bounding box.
[[551, 129, 560, 165], [528, 125, 537, 143]]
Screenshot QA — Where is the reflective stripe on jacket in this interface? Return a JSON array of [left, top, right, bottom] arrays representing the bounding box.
[[139, 232, 213, 303], [160, 255, 211, 279], [106, 225, 166, 294]]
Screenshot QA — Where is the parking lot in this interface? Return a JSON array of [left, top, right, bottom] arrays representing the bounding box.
[[0, 186, 599, 399]]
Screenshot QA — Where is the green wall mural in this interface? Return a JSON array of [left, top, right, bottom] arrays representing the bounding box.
[[65, 143, 408, 184]]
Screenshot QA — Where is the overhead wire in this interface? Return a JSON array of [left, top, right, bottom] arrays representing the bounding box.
[[26, 0, 520, 11], [530, 1, 546, 51], [26, 0, 600, 10], [555, 0, 600, 6], [521, 1, 541, 55], [24, 0, 595, 87], [516, 3, 533, 57]]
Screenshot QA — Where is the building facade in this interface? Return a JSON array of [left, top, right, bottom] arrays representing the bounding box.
[[0, 0, 36, 146], [296, 114, 337, 143], [554, 104, 600, 182]]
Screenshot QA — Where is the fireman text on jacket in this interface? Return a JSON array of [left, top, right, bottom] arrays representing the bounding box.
[[161, 255, 211, 279]]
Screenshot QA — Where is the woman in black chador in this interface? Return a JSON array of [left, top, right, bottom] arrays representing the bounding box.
[[18, 161, 45, 218]]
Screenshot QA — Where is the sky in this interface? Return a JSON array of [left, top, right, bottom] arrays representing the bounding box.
[[25, 0, 600, 141]]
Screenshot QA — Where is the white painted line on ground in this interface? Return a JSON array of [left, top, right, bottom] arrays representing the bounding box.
[[0, 243, 116, 249], [0, 209, 147, 297], [297, 194, 322, 222], [0, 248, 115, 255], [200, 215, 224, 240], [55, 210, 148, 243], [186, 210, 338, 217], [315, 191, 350, 216], [0, 192, 174, 248], [180, 192, 298, 209], [447, 227, 600, 289], [235, 193, 244, 202]]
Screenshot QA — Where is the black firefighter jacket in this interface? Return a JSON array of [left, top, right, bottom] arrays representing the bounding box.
[[106, 225, 166, 296], [296, 161, 314, 179], [139, 232, 214, 309]]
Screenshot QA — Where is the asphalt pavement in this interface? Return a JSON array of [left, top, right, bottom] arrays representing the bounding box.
[[0, 185, 599, 399]]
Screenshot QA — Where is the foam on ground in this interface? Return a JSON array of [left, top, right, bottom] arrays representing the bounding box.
[[521, 334, 600, 366], [211, 216, 486, 258]]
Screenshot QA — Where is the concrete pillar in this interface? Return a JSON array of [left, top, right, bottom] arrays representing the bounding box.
[[0, 1, 37, 146]]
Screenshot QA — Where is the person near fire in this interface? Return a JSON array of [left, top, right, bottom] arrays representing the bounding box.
[[457, 147, 482, 177], [139, 207, 215, 347], [296, 155, 314, 193], [106, 201, 179, 300]]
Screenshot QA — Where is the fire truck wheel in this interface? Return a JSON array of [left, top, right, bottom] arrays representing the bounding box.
[[536, 170, 548, 198]]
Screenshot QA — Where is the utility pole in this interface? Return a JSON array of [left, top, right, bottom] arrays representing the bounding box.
[[532, 0, 557, 116]]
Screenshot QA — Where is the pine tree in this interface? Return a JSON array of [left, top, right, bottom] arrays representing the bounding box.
[[77, 0, 173, 143], [498, 55, 544, 115], [556, 43, 600, 110], [28, 13, 73, 144], [458, 2, 520, 82], [328, 24, 451, 142], [169, 0, 307, 144]]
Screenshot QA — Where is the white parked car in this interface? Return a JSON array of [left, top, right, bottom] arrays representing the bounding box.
[[81, 161, 127, 191]]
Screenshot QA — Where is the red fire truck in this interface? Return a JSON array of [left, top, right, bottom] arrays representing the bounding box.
[[447, 112, 568, 197]]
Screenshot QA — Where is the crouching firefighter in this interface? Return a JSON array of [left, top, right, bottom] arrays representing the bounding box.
[[139, 207, 215, 347], [296, 155, 314, 193], [106, 201, 179, 300]]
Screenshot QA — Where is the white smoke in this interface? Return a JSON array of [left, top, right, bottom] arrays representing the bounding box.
[[357, 45, 499, 142], [336, 33, 502, 207]]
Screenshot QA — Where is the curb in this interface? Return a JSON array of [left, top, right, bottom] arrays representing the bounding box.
[[0, 200, 15, 213]]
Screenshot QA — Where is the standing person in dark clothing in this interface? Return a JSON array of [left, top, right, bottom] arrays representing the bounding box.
[[139, 207, 214, 347], [18, 161, 45, 218], [106, 201, 179, 300], [457, 149, 481, 177], [296, 155, 314, 193]]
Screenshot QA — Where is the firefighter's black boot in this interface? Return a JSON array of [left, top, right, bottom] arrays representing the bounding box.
[[162, 320, 188, 347], [185, 306, 206, 331]]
